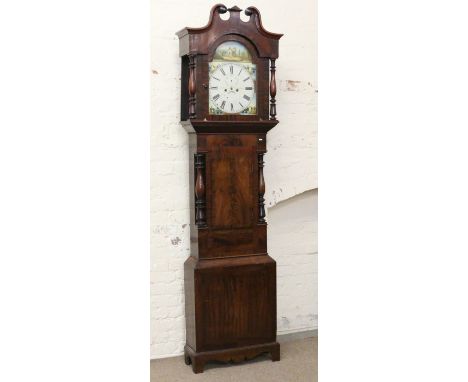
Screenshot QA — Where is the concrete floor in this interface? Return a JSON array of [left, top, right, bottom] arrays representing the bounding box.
[[150, 337, 317, 382]]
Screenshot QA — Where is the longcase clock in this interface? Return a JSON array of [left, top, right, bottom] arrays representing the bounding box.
[[176, 4, 283, 373]]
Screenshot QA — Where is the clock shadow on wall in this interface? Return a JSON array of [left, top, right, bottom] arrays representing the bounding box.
[[175, 4, 283, 374]]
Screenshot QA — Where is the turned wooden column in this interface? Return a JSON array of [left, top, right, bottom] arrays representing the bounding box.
[[258, 153, 266, 223], [194, 153, 206, 226], [269, 59, 277, 120], [188, 54, 196, 118]]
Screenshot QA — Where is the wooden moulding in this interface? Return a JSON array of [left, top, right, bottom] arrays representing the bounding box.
[[176, 4, 282, 58], [184, 342, 280, 374], [180, 119, 279, 134]]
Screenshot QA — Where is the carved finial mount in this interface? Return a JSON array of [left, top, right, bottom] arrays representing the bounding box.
[[228, 5, 242, 12], [244, 7, 254, 16], [218, 4, 228, 14]]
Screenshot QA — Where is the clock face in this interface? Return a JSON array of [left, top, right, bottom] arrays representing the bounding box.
[[209, 62, 257, 115]]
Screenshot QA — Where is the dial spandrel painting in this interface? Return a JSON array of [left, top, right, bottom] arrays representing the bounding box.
[[208, 41, 257, 115]]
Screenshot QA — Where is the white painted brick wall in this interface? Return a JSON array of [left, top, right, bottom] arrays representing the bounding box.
[[269, 190, 318, 333], [151, 0, 317, 359]]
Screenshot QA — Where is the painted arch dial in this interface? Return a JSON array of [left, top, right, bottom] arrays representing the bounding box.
[[209, 63, 256, 115]]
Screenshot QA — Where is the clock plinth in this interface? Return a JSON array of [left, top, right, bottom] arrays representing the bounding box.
[[183, 255, 280, 373], [177, 5, 283, 373], [184, 342, 280, 374]]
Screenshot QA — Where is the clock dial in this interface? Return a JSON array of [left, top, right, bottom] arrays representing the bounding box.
[[209, 63, 256, 115]]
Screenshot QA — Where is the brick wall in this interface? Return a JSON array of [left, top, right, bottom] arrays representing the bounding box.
[[151, 0, 317, 359], [269, 190, 318, 334]]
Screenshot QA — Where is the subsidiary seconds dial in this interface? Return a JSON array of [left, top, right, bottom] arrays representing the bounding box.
[[209, 63, 255, 114]]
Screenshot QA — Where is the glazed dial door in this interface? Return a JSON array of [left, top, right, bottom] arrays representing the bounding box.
[[208, 41, 257, 115], [209, 63, 256, 114]]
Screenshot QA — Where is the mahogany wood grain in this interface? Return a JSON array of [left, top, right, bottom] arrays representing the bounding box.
[[183, 255, 278, 373], [177, 5, 282, 373]]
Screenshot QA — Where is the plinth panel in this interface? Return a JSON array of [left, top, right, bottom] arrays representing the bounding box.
[[185, 255, 277, 353]]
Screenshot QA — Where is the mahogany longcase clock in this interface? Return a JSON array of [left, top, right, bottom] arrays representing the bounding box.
[[176, 4, 282, 373]]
